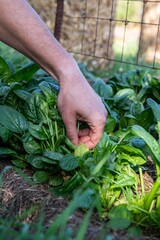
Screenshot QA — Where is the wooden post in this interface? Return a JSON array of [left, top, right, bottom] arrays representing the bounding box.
[[54, 0, 64, 41]]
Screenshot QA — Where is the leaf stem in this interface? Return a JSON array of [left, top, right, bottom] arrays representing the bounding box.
[[156, 164, 160, 176], [55, 121, 58, 140], [144, 177, 160, 211], [46, 117, 55, 150], [156, 196, 160, 209], [139, 167, 145, 196]]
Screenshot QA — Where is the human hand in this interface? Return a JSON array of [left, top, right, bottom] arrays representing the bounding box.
[[0, 0, 107, 149], [58, 69, 107, 149]]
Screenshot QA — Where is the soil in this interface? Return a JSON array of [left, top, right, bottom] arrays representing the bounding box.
[[0, 159, 160, 240]]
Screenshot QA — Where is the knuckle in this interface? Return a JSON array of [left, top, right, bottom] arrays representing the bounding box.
[[94, 112, 107, 125], [101, 113, 107, 125]]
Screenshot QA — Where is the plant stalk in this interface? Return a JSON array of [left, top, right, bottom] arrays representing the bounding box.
[[144, 177, 160, 211], [139, 167, 145, 196]]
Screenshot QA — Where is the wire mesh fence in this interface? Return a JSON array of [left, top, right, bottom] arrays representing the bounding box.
[[30, 0, 160, 70], [60, 0, 160, 69]]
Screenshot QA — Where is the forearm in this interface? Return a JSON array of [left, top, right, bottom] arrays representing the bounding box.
[[0, 0, 77, 83]]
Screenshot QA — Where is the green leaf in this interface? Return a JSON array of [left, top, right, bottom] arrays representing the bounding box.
[[39, 81, 56, 105], [0, 85, 9, 97], [131, 137, 146, 149], [132, 125, 160, 165], [10, 62, 39, 82], [147, 98, 160, 122], [108, 204, 132, 220], [127, 69, 146, 86], [92, 79, 113, 98], [14, 89, 31, 101], [96, 132, 110, 150], [59, 154, 79, 171], [137, 108, 154, 130], [33, 171, 49, 183], [74, 144, 89, 157], [11, 159, 27, 168], [91, 151, 111, 176], [116, 144, 146, 160], [114, 174, 136, 187], [104, 115, 117, 133], [40, 156, 59, 165], [114, 88, 135, 102], [26, 155, 48, 169], [130, 101, 144, 117], [107, 204, 132, 230], [0, 147, 17, 156], [49, 175, 64, 186], [24, 92, 43, 123], [22, 134, 41, 154], [64, 137, 76, 150], [76, 208, 93, 240], [117, 153, 146, 165], [75, 189, 95, 209], [50, 173, 83, 195], [43, 151, 64, 161], [0, 56, 11, 81], [0, 105, 28, 133], [127, 226, 142, 238], [0, 124, 12, 142], [106, 218, 131, 230], [113, 128, 131, 143], [28, 122, 49, 140]]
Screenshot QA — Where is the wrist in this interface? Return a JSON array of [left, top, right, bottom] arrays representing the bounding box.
[[44, 51, 78, 83], [52, 57, 85, 87]]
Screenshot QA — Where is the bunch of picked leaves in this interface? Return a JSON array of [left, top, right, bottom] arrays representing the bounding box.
[[0, 57, 160, 232]]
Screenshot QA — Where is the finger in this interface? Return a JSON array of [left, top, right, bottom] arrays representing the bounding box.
[[80, 138, 96, 149], [79, 135, 91, 144], [86, 125, 105, 149], [78, 128, 90, 137], [90, 129, 103, 146], [63, 113, 79, 146], [88, 113, 107, 147], [79, 130, 102, 149]]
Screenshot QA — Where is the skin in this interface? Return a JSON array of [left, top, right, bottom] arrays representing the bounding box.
[[0, 0, 107, 149]]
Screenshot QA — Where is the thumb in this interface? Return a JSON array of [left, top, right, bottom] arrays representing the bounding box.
[[63, 114, 79, 146]]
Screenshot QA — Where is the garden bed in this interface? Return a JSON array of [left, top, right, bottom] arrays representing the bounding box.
[[0, 55, 160, 239], [0, 162, 160, 240]]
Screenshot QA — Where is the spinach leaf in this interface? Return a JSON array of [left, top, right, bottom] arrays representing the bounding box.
[[24, 92, 43, 123], [137, 108, 154, 130], [43, 151, 64, 161], [74, 144, 89, 157], [26, 155, 52, 169], [0, 105, 28, 133], [0, 147, 17, 156], [59, 154, 80, 171], [9, 62, 39, 83], [132, 125, 160, 165], [13, 89, 31, 101], [49, 175, 64, 186], [147, 98, 160, 122], [28, 122, 50, 140], [130, 101, 144, 117], [33, 171, 49, 183], [39, 81, 57, 106], [0, 56, 11, 81], [107, 204, 132, 230], [22, 132, 41, 154], [92, 79, 113, 98], [0, 124, 12, 142]]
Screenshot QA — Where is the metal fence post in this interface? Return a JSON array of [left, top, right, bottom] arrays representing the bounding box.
[[54, 0, 64, 41]]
